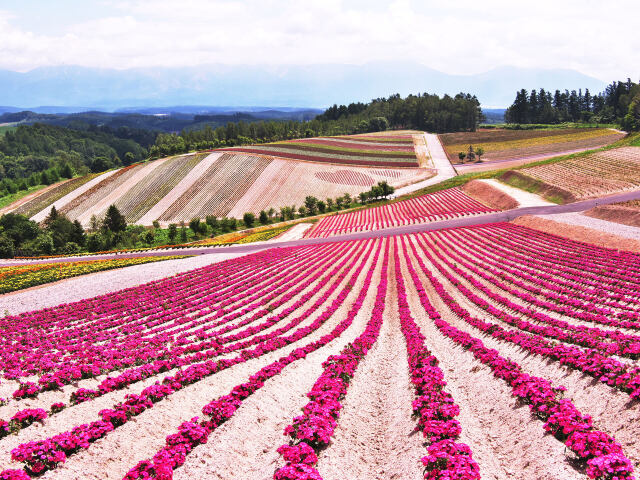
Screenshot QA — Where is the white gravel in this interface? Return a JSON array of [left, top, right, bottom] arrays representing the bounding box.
[[0, 252, 247, 315], [537, 212, 640, 241], [478, 178, 554, 207]]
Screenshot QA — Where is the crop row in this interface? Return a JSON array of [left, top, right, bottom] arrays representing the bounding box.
[[522, 146, 640, 198], [13, 174, 100, 219], [1, 224, 639, 478], [114, 154, 207, 223], [220, 147, 419, 168], [0, 256, 187, 294], [305, 187, 495, 238]]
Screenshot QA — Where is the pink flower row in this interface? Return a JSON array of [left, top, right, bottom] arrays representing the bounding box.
[[394, 238, 480, 479], [411, 233, 640, 401], [273, 244, 389, 480], [5, 240, 377, 477], [403, 235, 636, 479], [122, 241, 383, 480]]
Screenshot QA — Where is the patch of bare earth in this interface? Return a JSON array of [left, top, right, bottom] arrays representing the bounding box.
[[461, 179, 518, 210], [512, 215, 640, 253], [317, 253, 424, 480], [585, 203, 640, 228]]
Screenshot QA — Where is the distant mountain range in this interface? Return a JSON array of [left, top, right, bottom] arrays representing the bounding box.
[[0, 63, 607, 111]]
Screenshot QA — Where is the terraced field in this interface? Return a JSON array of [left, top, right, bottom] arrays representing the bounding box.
[[440, 128, 624, 165], [221, 133, 421, 167], [513, 146, 640, 200], [3, 133, 430, 226], [305, 188, 495, 238], [0, 223, 638, 479]]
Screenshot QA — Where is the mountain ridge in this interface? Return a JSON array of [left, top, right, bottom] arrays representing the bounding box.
[[0, 63, 607, 110]]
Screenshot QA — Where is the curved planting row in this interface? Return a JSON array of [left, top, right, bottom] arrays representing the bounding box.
[[1, 224, 639, 479], [221, 147, 419, 168], [306, 187, 495, 238], [158, 153, 271, 222], [289, 137, 414, 150], [521, 147, 640, 199], [114, 153, 208, 223], [314, 170, 376, 187]]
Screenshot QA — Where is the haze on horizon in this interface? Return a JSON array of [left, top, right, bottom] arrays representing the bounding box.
[[1, 0, 639, 83]]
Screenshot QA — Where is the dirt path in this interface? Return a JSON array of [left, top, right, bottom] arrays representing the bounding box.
[[317, 255, 424, 480], [394, 133, 456, 196], [478, 178, 554, 207]]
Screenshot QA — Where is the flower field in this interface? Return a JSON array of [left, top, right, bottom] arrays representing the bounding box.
[[220, 133, 421, 168], [0, 221, 637, 479], [3, 135, 429, 227], [0, 256, 187, 294], [439, 128, 624, 165], [194, 225, 292, 246], [515, 146, 640, 199], [304, 188, 495, 238]]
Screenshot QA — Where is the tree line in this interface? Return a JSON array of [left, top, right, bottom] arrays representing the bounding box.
[[505, 79, 640, 130], [150, 92, 484, 158]]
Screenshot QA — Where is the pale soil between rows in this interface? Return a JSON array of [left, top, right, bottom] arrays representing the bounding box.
[[272, 222, 313, 242], [17, 241, 382, 479], [226, 157, 426, 219], [75, 159, 167, 226], [407, 236, 640, 471], [0, 252, 247, 315], [318, 255, 425, 480], [436, 229, 640, 336], [0, 243, 359, 421], [401, 237, 587, 479], [30, 171, 118, 223], [139, 152, 222, 227], [424, 234, 639, 370], [512, 215, 640, 253], [172, 240, 385, 480]]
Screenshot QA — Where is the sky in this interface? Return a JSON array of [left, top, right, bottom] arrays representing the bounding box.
[[0, 0, 639, 81]]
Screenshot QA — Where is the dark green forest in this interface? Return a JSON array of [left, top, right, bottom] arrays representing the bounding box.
[[0, 124, 148, 194], [150, 92, 484, 157], [505, 79, 640, 129]]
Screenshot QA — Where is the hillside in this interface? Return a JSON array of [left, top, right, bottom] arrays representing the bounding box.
[[4, 132, 433, 226], [439, 127, 624, 171]]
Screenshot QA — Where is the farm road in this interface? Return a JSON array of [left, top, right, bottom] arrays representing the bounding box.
[[3, 187, 640, 268]]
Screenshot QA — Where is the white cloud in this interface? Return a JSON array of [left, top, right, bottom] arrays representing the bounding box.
[[0, 1, 638, 81]]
